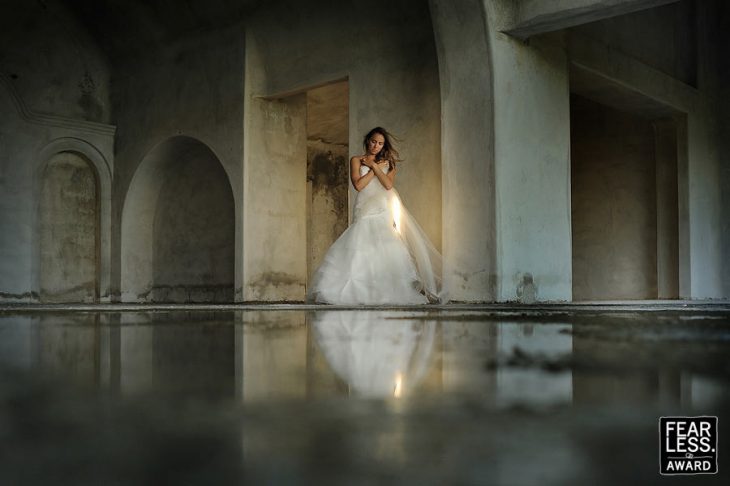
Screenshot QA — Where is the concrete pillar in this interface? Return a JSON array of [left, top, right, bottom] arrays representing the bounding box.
[[675, 116, 691, 298], [653, 119, 679, 299], [487, 1, 573, 302], [243, 95, 308, 301]]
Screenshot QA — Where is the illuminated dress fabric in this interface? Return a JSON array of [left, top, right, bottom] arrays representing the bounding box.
[[308, 165, 446, 304]]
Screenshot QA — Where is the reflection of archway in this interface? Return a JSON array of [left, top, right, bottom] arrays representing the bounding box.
[[38, 152, 99, 302], [121, 136, 234, 303]]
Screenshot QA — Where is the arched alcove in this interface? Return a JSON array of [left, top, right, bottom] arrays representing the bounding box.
[[429, 0, 496, 301], [121, 136, 235, 303], [38, 152, 99, 302]]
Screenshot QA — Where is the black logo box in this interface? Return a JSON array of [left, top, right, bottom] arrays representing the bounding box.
[[660, 416, 718, 475]]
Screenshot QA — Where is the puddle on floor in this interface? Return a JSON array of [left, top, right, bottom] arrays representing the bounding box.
[[0, 309, 728, 484]]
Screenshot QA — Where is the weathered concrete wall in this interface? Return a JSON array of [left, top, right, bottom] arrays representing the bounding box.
[[307, 141, 349, 282], [720, 2, 730, 298], [113, 25, 245, 301], [151, 151, 235, 303], [486, 1, 574, 302], [39, 153, 98, 303], [243, 0, 441, 301], [0, 0, 114, 303], [571, 95, 658, 300], [0, 0, 111, 123], [307, 153, 349, 284]]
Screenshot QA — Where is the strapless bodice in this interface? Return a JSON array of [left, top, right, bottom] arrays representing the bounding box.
[[359, 163, 390, 176]]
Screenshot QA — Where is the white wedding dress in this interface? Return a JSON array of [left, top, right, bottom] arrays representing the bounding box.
[[307, 164, 446, 305]]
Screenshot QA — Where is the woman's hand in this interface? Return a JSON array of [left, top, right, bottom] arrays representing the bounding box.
[[371, 161, 395, 190], [360, 156, 375, 168], [351, 156, 375, 191], [374, 161, 389, 172]]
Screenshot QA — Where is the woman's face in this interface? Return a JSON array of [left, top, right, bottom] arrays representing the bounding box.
[[367, 133, 385, 156]]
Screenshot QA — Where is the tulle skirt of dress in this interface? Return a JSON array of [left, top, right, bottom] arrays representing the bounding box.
[[307, 184, 446, 305]]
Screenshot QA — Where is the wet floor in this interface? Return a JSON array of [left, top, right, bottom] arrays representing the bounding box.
[[1, 306, 729, 484]]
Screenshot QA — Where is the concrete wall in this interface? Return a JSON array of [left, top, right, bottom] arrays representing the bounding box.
[[0, 0, 114, 303], [571, 95, 658, 300], [112, 25, 245, 301], [243, 0, 441, 301], [151, 149, 235, 302], [0, 0, 111, 123], [718, 2, 730, 298]]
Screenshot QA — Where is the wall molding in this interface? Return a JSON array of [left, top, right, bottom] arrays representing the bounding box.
[[0, 72, 116, 136]]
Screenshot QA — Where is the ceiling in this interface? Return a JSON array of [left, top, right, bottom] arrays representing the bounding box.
[[61, 0, 263, 57]]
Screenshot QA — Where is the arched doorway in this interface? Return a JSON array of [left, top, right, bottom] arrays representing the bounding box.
[[122, 136, 235, 303], [39, 152, 99, 303]]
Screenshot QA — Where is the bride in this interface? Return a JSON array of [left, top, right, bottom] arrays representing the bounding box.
[[307, 127, 446, 305]]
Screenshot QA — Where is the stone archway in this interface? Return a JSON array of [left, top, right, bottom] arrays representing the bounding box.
[[38, 152, 99, 302], [33, 138, 112, 303], [429, 0, 496, 302], [121, 136, 235, 303]]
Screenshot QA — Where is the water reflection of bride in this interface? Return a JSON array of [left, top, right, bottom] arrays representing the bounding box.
[[311, 311, 437, 398]]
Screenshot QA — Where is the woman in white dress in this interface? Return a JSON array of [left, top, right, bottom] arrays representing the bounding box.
[[307, 127, 446, 305]]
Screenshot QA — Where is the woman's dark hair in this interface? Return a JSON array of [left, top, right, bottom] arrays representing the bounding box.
[[363, 127, 401, 169]]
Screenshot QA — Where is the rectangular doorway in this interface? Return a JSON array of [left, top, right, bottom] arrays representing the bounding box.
[[570, 89, 682, 300], [306, 80, 349, 285]]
